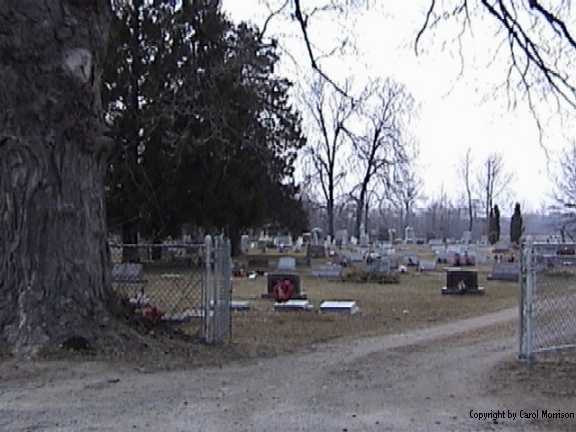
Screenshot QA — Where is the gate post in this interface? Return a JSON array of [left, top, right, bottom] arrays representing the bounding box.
[[204, 235, 214, 344], [519, 239, 534, 361]]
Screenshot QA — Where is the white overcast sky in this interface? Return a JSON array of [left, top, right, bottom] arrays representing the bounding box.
[[221, 1, 575, 215]]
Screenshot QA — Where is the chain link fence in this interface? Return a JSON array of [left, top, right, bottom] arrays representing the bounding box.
[[109, 236, 231, 343], [520, 241, 576, 360]]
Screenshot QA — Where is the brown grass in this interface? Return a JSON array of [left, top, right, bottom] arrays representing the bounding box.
[[222, 264, 519, 358]]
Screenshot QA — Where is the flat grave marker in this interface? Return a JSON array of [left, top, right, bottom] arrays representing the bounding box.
[[274, 299, 313, 311], [319, 300, 360, 315]]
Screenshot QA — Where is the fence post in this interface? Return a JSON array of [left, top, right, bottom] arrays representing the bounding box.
[[204, 235, 213, 344], [520, 239, 535, 361]]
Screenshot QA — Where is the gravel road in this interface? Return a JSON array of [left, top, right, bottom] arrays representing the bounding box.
[[2, 307, 575, 432]]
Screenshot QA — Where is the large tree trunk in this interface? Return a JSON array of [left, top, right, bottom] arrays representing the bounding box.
[[0, 1, 114, 355]]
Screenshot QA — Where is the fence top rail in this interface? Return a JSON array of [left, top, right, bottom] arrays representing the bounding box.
[[108, 242, 206, 248], [527, 242, 576, 246]]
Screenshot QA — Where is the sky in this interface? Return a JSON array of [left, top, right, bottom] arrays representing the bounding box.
[[221, 1, 574, 216]]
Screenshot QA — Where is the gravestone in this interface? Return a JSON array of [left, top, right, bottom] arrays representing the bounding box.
[[448, 252, 475, 266], [112, 263, 144, 283], [388, 228, 396, 243], [320, 300, 359, 315], [487, 262, 520, 282], [230, 300, 250, 311], [404, 226, 415, 244], [403, 253, 419, 266], [436, 250, 450, 264], [335, 229, 348, 247], [240, 235, 250, 254], [274, 299, 313, 311], [368, 257, 391, 274], [248, 257, 269, 274], [418, 259, 436, 272], [275, 236, 291, 252], [311, 264, 343, 279], [442, 268, 484, 295], [360, 232, 370, 247], [462, 230, 472, 244], [346, 250, 364, 263], [307, 244, 326, 259], [277, 256, 297, 271], [265, 273, 305, 300]]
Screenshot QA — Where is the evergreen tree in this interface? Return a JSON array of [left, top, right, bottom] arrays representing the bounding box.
[[104, 1, 307, 256], [494, 205, 501, 243], [510, 203, 523, 244], [488, 206, 497, 245]]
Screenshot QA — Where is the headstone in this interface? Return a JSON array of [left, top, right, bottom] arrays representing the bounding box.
[[112, 263, 144, 283], [274, 299, 313, 311], [418, 259, 436, 272], [435, 250, 450, 264], [429, 239, 443, 247], [404, 226, 415, 244], [230, 300, 250, 311], [240, 235, 250, 254], [311, 264, 343, 279], [360, 232, 369, 246], [319, 300, 359, 315], [307, 244, 326, 259], [248, 257, 269, 272], [368, 257, 391, 274], [277, 256, 296, 271], [275, 235, 292, 252], [335, 229, 349, 247], [442, 268, 484, 295], [350, 236, 358, 246], [388, 228, 396, 243], [311, 228, 322, 245], [265, 273, 305, 299], [462, 230, 472, 244], [345, 250, 364, 263], [403, 253, 419, 266], [487, 262, 520, 281]]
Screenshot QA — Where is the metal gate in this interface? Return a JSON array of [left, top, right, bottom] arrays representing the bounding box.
[[520, 240, 576, 360], [203, 235, 232, 344], [109, 235, 232, 344]]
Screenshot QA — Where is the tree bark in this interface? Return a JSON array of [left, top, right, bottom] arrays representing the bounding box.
[[0, 1, 114, 355]]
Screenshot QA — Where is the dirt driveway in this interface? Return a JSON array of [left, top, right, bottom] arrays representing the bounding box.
[[2, 307, 575, 432]]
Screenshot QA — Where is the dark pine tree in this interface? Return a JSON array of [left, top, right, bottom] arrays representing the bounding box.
[[494, 205, 501, 243], [510, 203, 523, 244]]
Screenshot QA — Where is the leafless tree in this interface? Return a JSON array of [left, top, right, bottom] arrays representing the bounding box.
[[303, 78, 356, 237], [346, 78, 415, 239], [459, 147, 476, 232], [283, 1, 576, 125], [551, 142, 576, 239], [475, 153, 513, 234], [384, 157, 423, 233]]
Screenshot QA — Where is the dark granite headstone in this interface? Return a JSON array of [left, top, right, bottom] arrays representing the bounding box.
[[264, 273, 305, 300], [442, 267, 484, 295]]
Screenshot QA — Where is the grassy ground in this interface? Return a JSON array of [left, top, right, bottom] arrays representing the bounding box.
[[224, 263, 520, 358]]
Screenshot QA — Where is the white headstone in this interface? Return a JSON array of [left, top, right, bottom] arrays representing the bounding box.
[[277, 256, 296, 271], [418, 260, 436, 271], [404, 226, 415, 244], [241, 235, 250, 254]]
